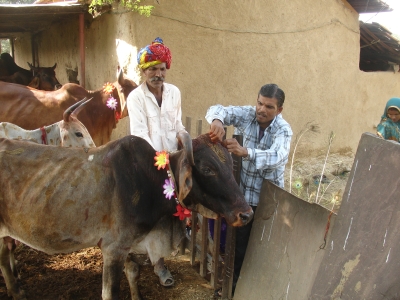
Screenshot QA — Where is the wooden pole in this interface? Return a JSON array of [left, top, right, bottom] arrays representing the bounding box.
[[79, 13, 85, 88], [221, 134, 243, 299], [190, 120, 202, 265]]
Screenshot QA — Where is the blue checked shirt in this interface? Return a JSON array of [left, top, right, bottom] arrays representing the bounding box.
[[205, 105, 292, 206]]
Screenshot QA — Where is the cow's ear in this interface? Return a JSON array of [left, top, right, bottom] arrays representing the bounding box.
[[28, 77, 39, 89], [176, 156, 192, 202]]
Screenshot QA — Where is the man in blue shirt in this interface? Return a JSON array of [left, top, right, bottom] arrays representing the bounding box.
[[205, 83, 292, 296]]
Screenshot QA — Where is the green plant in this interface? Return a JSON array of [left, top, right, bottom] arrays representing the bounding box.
[[89, 0, 154, 16], [288, 122, 319, 193], [315, 131, 335, 204]]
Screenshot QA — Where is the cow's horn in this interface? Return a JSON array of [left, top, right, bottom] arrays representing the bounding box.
[[63, 97, 88, 122], [177, 130, 194, 166], [70, 97, 93, 119], [117, 66, 123, 82]]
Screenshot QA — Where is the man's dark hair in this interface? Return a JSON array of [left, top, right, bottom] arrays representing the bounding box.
[[258, 84, 285, 107]]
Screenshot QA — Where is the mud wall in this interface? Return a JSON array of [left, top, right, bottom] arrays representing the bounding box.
[[12, 0, 400, 153]]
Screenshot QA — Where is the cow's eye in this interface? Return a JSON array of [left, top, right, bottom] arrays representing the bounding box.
[[202, 167, 215, 176], [75, 132, 83, 138]]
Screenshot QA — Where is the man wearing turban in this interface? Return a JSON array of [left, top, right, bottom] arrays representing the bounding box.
[[127, 37, 185, 287]]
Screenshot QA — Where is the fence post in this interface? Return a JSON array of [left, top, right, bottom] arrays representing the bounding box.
[[190, 120, 202, 266], [179, 117, 193, 256], [221, 134, 243, 299]]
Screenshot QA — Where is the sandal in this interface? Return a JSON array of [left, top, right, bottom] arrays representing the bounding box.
[[214, 287, 222, 298], [156, 267, 175, 287]]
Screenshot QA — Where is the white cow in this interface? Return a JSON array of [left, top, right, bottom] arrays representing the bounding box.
[[0, 98, 96, 295], [0, 97, 96, 148]]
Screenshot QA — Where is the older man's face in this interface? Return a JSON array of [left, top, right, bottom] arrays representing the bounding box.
[[143, 62, 167, 91]]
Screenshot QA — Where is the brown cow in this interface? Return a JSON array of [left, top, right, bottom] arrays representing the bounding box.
[[0, 131, 253, 300], [0, 53, 61, 91], [0, 69, 137, 146]]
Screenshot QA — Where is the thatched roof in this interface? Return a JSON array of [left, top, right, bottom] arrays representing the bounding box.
[[360, 21, 400, 71], [347, 0, 392, 14]]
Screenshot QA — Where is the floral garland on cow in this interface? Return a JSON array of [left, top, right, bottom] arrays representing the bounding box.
[[103, 82, 121, 121], [154, 151, 192, 220]]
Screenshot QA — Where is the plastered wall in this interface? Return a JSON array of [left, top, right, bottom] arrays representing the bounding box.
[[12, 0, 400, 154]]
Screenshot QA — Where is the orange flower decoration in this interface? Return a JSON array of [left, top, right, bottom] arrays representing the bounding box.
[[173, 204, 192, 220], [154, 151, 169, 170], [103, 82, 115, 94]]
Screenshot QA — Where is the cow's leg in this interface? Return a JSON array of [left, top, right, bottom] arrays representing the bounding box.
[[0, 238, 26, 300], [9, 240, 18, 278], [124, 254, 143, 300], [101, 249, 126, 300]]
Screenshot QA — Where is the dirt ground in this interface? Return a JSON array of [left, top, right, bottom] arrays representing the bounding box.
[[0, 153, 355, 300], [0, 246, 216, 300]]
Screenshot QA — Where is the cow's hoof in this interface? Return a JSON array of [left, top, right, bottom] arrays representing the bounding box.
[[156, 267, 174, 287], [7, 288, 26, 300]]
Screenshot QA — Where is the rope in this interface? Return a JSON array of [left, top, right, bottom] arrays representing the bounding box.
[[40, 127, 47, 145], [319, 211, 333, 249]]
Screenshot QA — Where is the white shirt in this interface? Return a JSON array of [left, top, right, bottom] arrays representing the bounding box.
[[127, 82, 185, 151]]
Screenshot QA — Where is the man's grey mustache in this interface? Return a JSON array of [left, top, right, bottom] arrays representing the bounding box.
[[150, 76, 165, 82]]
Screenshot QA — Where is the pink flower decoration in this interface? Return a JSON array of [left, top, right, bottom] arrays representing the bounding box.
[[106, 96, 118, 110], [163, 178, 175, 200]]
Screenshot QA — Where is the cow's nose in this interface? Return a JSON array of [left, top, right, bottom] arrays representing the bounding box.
[[55, 84, 62, 90], [239, 210, 254, 225]]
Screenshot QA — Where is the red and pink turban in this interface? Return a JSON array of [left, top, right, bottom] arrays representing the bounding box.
[[137, 37, 172, 70]]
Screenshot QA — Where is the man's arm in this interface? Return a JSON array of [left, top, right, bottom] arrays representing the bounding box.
[[126, 91, 155, 148], [205, 105, 253, 142]]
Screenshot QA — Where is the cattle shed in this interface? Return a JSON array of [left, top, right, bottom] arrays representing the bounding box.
[[0, 0, 399, 155], [0, 2, 110, 87]]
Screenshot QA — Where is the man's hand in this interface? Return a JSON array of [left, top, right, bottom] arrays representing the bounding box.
[[223, 138, 248, 157], [209, 119, 225, 143]]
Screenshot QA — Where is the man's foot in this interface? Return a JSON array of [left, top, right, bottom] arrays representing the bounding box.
[[214, 287, 222, 298], [155, 266, 174, 287]]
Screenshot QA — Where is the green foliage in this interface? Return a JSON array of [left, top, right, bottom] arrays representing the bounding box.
[[89, 0, 154, 16], [0, 39, 11, 53]]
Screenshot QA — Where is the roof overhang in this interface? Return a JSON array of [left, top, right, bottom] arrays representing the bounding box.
[[346, 0, 393, 14], [0, 2, 110, 38]]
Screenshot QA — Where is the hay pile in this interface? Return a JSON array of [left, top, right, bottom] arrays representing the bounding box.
[[284, 152, 354, 213]]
